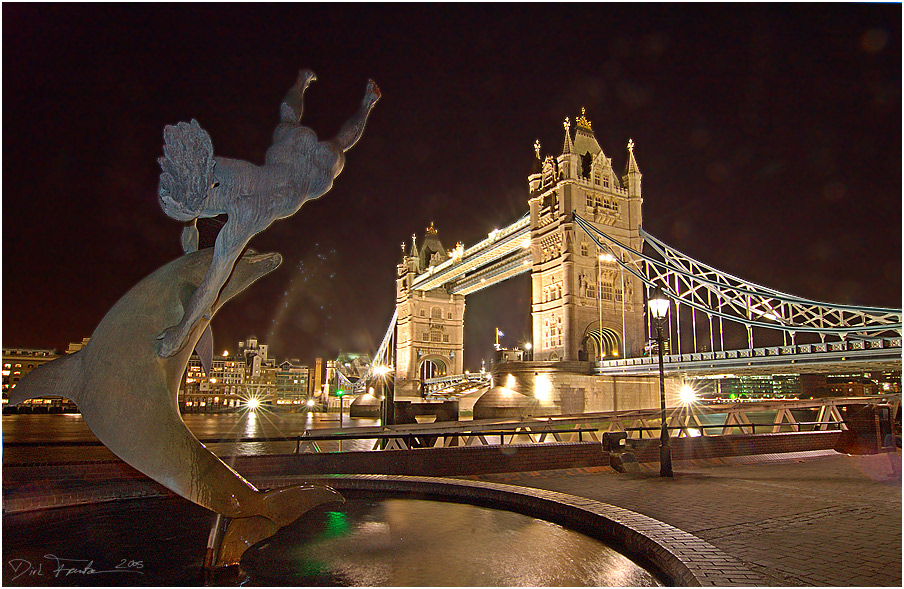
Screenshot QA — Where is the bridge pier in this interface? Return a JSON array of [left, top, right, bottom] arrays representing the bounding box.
[[491, 361, 676, 415]]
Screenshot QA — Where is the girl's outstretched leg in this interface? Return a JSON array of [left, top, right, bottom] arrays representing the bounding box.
[[330, 79, 381, 153]]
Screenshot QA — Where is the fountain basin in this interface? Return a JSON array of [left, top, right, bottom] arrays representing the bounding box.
[[2, 474, 754, 586]]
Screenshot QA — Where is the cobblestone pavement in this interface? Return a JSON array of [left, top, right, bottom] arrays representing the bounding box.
[[467, 450, 902, 587]]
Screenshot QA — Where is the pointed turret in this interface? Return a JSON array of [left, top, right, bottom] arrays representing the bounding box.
[[573, 108, 603, 157], [528, 139, 543, 194], [530, 139, 543, 175], [623, 138, 642, 198], [561, 117, 573, 154], [408, 234, 420, 273], [419, 222, 447, 269]]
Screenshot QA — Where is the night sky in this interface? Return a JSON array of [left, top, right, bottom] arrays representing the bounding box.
[[3, 5, 901, 369]]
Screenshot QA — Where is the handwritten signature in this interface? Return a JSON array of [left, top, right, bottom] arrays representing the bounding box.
[[7, 555, 144, 581]]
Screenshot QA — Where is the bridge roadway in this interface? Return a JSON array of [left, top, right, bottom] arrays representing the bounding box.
[[594, 336, 902, 377]]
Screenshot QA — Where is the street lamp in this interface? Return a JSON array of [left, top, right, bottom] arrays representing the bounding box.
[[374, 365, 391, 427], [649, 286, 673, 477], [336, 390, 345, 428], [523, 342, 532, 361]]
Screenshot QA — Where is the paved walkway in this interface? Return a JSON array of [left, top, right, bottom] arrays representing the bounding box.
[[468, 450, 902, 586]]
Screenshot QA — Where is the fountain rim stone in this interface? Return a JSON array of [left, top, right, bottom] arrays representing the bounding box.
[[261, 473, 757, 586]]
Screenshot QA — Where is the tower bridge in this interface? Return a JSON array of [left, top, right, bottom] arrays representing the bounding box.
[[358, 109, 901, 409]]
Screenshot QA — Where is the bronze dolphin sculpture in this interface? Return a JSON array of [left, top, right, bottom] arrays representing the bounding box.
[[10, 248, 342, 565]]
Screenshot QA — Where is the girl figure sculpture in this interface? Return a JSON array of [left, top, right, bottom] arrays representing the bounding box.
[[156, 70, 380, 358]]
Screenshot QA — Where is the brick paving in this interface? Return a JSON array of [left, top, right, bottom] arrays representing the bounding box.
[[4, 442, 900, 586], [467, 450, 903, 586]]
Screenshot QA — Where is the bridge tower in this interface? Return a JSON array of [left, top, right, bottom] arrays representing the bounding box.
[[528, 110, 646, 362], [395, 223, 466, 396]]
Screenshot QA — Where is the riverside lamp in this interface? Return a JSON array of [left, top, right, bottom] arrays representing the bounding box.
[[649, 287, 673, 477]]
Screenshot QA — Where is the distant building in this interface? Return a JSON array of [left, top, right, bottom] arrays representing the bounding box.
[[180, 337, 308, 412], [694, 374, 801, 399], [275, 360, 310, 407], [181, 352, 248, 412], [2, 346, 74, 412], [312, 357, 325, 399]]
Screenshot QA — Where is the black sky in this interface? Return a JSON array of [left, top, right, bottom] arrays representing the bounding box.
[[3, 4, 901, 369]]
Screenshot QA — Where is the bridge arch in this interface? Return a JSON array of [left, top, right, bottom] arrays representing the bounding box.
[[582, 325, 622, 360], [418, 355, 449, 380]]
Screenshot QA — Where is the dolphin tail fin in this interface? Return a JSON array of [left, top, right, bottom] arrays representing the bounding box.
[[213, 484, 345, 567], [259, 484, 344, 528], [9, 352, 83, 406]]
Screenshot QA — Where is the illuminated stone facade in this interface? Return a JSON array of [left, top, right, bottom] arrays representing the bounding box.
[[528, 111, 646, 361], [395, 225, 465, 395]]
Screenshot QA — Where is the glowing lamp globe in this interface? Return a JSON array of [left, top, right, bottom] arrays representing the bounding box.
[[649, 287, 670, 320]]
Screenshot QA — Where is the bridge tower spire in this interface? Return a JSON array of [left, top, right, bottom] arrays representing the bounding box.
[[528, 108, 646, 362], [623, 138, 642, 198]]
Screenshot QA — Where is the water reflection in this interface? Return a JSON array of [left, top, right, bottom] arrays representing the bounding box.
[[2, 413, 382, 461], [3, 496, 661, 587], [243, 499, 661, 586]]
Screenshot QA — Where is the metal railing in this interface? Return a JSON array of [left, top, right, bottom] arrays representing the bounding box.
[[6, 396, 897, 455]]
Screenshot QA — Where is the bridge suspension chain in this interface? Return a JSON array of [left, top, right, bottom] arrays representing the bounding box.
[[354, 308, 397, 392], [573, 212, 902, 340]]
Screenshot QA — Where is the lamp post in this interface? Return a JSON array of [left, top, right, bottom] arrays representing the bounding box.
[[524, 342, 532, 361], [374, 365, 391, 427], [649, 287, 673, 477]]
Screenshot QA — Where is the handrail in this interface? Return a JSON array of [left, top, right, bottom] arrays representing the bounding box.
[[624, 421, 844, 433], [4, 427, 600, 447]]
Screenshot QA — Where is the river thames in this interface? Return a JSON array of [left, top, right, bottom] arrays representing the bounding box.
[[2, 412, 381, 462]]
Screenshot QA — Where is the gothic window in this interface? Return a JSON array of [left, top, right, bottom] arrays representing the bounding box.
[[586, 192, 593, 208], [603, 176, 610, 188], [556, 283, 562, 299], [442, 335, 450, 343], [594, 174, 601, 185], [447, 312, 453, 319], [601, 283, 613, 300], [431, 332, 442, 343], [581, 242, 588, 256], [556, 316, 563, 346], [543, 319, 551, 349], [615, 287, 623, 302], [580, 152, 593, 179], [431, 306, 442, 319], [419, 309, 426, 317], [422, 332, 429, 341], [587, 284, 595, 298]]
